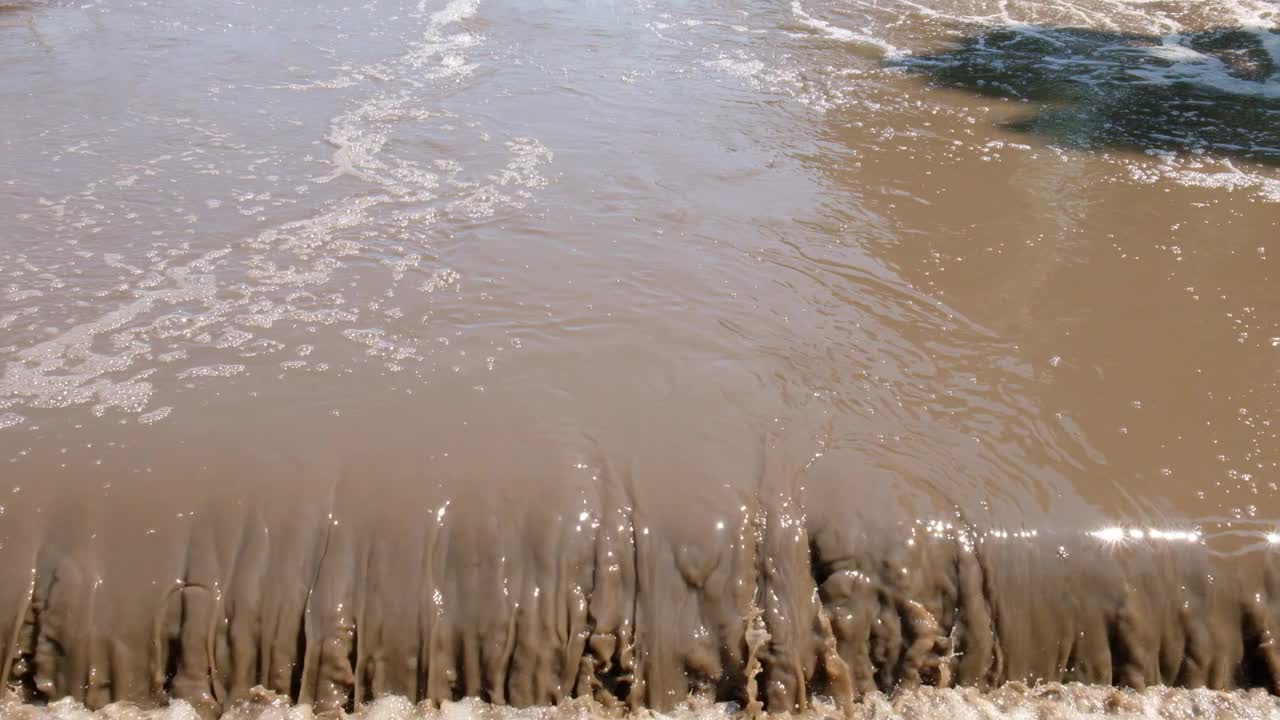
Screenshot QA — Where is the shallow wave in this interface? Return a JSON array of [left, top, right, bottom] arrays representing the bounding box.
[[2, 444, 1278, 717]]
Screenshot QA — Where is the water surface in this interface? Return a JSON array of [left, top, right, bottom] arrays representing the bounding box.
[[1, 0, 1279, 716]]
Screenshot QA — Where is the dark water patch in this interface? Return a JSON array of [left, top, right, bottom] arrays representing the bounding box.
[[894, 26, 1280, 165]]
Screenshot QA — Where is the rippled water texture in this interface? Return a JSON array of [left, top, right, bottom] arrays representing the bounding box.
[[1, 0, 1279, 717]]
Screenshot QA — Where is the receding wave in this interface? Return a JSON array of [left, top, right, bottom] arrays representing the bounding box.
[[1, 452, 1278, 717]]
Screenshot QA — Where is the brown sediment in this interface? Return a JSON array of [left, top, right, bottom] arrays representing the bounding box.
[[0, 414, 1278, 717]]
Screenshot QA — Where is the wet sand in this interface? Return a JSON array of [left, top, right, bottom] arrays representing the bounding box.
[[1, 0, 1279, 716]]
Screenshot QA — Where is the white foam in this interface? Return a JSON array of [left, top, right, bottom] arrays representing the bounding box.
[[2, 685, 1278, 720], [1125, 157, 1280, 203], [178, 364, 246, 379], [425, 0, 480, 30], [790, 1, 904, 57], [137, 406, 173, 425]]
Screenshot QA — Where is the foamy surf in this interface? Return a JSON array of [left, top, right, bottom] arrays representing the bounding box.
[[790, 1, 906, 59], [2, 685, 1278, 720]]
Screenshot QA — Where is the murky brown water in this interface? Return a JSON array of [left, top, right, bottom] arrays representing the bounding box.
[[2, 0, 1280, 717]]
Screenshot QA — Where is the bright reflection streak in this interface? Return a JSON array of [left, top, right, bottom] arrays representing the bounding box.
[[1091, 527, 1126, 542], [1090, 527, 1200, 544]]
